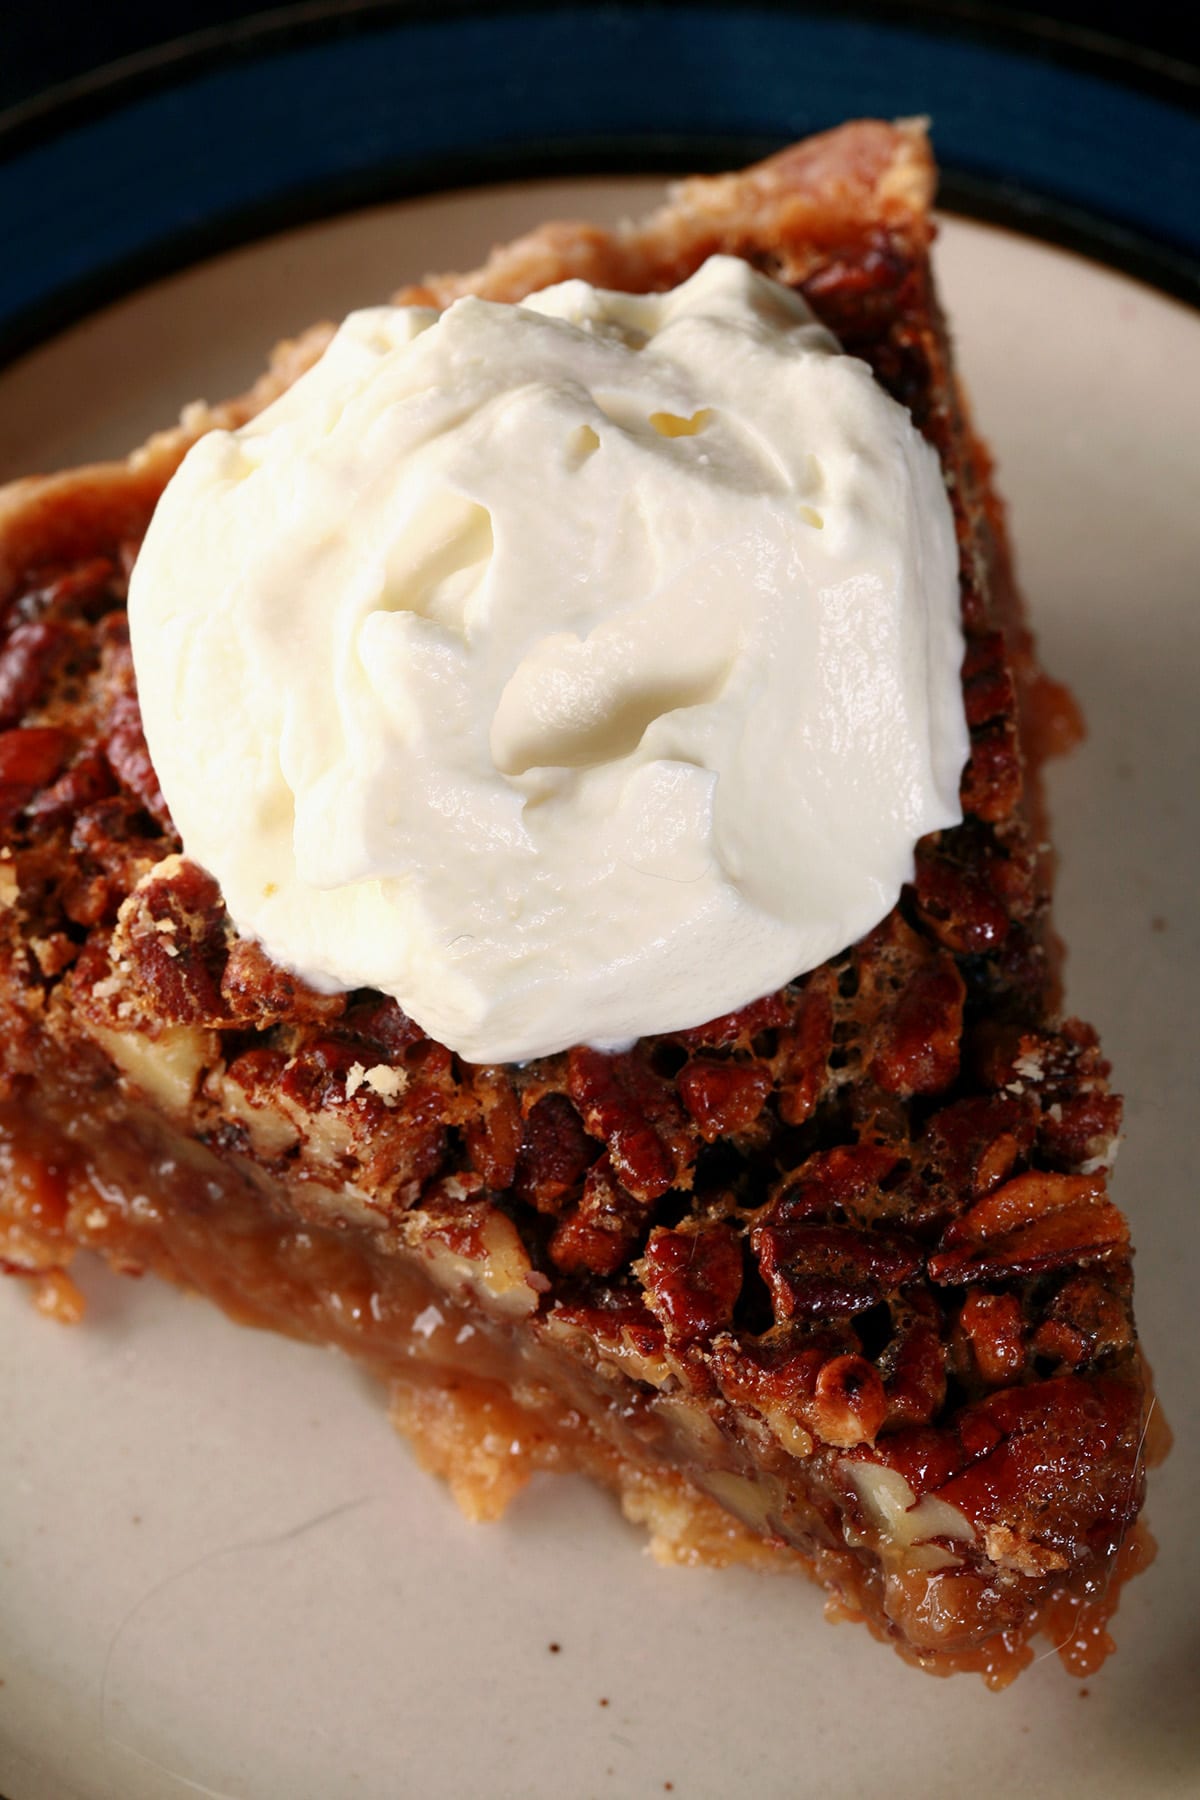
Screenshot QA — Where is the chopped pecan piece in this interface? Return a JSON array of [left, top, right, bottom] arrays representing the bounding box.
[[1031, 1273, 1132, 1370], [1038, 1089, 1122, 1171], [67, 797, 165, 916], [0, 726, 75, 828], [976, 1018, 1114, 1106], [672, 990, 791, 1052], [0, 724, 75, 790], [870, 955, 965, 1096], [850, 917, 965, 1097], [712, 1330, 829, 1459], [769, 1142, 902, 1228], [639, 1221, 743, 1341], [340, 994, 427, 1058], [221, 937, 347, 1027], [567, 1046, 689, 1202], [548, 1290, 670, 1389], [102, 690, 170, 827], [753, 1219, 920, 1321], [0, 620, 70, 727], [864, 1424, 969, 1504], [409, 1190, 537, 1320], [922, 1093, 1037, 1200], [464, 1066, 522, 1192], [723, 1330, 892, 1451], [278, 1033, 364, 1112], [811, 1353, 888, 1447], [957, 1290, 1026, 1387], [799, 229, 910, 320], [961, 717, 1022, 822], [913, 840, 1011, 954], [223, 1044, 290, 1109], [549, 1155, 647, 1277], [512, 1093, 595, 1215], [774, 975, 834, 1125], [677, 1056, 771, 1142], [106, 855, 230, 1025], [25, 746, 116, 826], [880, 1306, 947, 1427], [961, 629, 1015, 729]]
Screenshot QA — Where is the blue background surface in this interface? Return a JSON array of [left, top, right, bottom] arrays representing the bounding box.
[[1, 4, 1197, 358]]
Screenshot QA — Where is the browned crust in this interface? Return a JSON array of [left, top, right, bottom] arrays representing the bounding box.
[[0, 118, 933, 601], [0, 119, 1158, 1686], [398, 116, 935, 306]]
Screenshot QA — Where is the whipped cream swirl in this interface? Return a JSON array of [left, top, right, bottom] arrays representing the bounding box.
[[130, 256, 967, 1063]]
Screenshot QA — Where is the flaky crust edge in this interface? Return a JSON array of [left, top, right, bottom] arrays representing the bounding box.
[[0, 117, 933, 600]]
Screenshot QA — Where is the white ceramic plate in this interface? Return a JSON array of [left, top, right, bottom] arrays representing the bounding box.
[[1, 183, 1198, 1800]]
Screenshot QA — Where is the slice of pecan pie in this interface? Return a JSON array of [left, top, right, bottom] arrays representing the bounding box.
[[0, 120, 1162, 1685]]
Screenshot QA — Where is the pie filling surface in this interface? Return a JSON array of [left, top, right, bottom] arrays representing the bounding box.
[[0, 120, 1163, 1685]]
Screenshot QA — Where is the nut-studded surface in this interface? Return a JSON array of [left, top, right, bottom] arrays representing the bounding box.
[[0, 122, 1157, 1685]]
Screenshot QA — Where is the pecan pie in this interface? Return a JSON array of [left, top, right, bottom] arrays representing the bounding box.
[[0, 120, 1162, 1685]]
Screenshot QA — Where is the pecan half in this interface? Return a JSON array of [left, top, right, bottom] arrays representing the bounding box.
[[937, 1375, 1145, 1560], [929, 1170, 1128, 1285]]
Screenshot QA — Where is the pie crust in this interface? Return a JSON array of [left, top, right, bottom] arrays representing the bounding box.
[[0, 119, 1163, 1685]]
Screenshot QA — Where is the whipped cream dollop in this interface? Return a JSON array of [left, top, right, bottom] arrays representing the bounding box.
[[129, 256, 967, 1064]]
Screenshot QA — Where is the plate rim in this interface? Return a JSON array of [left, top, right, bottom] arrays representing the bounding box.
[[4, 0, 1199, 151], [0, 0, 1198, 379]]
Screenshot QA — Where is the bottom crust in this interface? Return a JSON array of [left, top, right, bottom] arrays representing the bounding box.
[[389, 1361, 1158, 1690], [1, 1089, 1160, 1690]]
